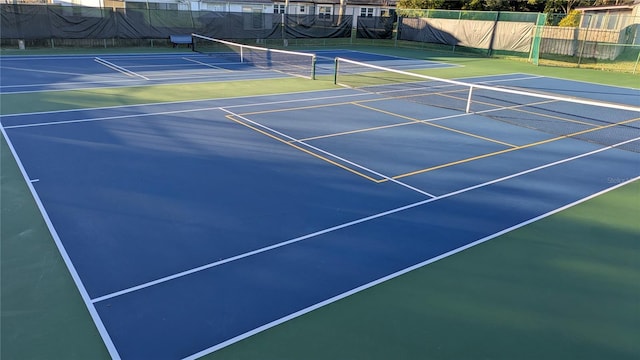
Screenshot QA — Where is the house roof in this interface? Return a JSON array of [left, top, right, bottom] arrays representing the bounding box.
[[575, 2, 636, 12], [576, 6, 634, 12], [275, 0, 397, 6], [203, 0, 273, 3]]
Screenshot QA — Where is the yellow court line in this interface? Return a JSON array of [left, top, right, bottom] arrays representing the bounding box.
[[353, 102, 518, 148], [238, 86, 602, 133], [234, 87, 469, 117], [373, 87, 469, 105], [292, 103, 498, 145], [394, 88, 602, 129], [390, 117, 640, 180], [236, 93, 516, 148], [237, 100, 360, 116], [353, 90, 601, 144], [224, 114, 382, 183], [227, 90, 634, 183], [477, 98, 600, 127], [292, 119, 419, 143], [436, 92, 601, 128]]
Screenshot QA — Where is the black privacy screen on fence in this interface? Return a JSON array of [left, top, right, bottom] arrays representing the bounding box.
[[0, 4, 351, 40], [396, 10, 541, 56], [357, 16, 395, 40]]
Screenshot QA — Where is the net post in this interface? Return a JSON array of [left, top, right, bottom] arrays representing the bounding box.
[[529, 13, 546, 65], [394, 16, 400, 47], [466, 86, 473, 113], [311, 56, 317, 80], [578, 15, 594, 67], [240, 46, 244, 63], [334, 58, 339, 85]]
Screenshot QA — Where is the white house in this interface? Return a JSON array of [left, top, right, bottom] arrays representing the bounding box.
[[50, 0, 396, 27], [272, 0, 396, 18], [575, 0, 640, 30]]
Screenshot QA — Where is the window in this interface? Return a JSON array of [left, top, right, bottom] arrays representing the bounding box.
[[125, 2, 145, 9], [381, 9, 396, 18], [606, 14, 619, 30], [274, 4, 285, 14], [299, 5, 305, 13], [204, 3, 226, 12], [319, 6, 332, 20], [243, 6, 264, 29], [360, 7, 374, 18], [66, 2, 105, 17], [138, 2, 178, 11]]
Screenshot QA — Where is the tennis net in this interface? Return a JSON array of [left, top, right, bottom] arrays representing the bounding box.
[[192, 34, 316, 79], [334, 57, 640, 152]]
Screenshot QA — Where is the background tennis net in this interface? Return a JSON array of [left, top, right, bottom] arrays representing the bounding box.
[[334, 57, 640, 153], [192, 34, 316, 79]]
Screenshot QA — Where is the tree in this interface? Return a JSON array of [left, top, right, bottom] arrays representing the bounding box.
[[558, 9, 581, 26], [593, 0, 635, 5], [456, 0, 546, 11], [461, 0, 484, 10], [543, 0, 592, 14], [396, 0, 446, 10], [483, 0, 510, 10]]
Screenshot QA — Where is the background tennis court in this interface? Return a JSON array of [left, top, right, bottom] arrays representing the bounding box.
[[1, 45, 639, 360]]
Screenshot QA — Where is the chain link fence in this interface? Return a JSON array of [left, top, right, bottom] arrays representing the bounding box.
[[1, 4, 639, 73]]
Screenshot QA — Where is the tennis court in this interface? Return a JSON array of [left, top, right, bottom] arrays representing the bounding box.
[[0, 46, 453, 93], [2, 45, 639, 360]]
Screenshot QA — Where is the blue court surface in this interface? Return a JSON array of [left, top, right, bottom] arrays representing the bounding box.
[[0, 49, 453, 94], [2, 53, 639, 360]]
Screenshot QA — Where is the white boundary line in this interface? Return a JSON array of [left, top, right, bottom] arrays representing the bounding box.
[[0, 125, 122, 360], [1, 91, 378, 129], [182, 57, 231, 71], [477, 74, 544, 84], [5, 101, 638, 358], [182, 174, 640, 360], [530, 72, 640, 92], [0, 73, 566, 118], [2, 70, 637, 358], [0, 65, 104, 77], [1, 92, 379, 132], [0, 53, 194, 61], [3, 106, 224, 129], [94, 57, 150, 80], [0, 88, 367, 119], [0, 60, 281, 94], [0, 78, 142, 91], [336, 57, 640, 113], [485, 73, 640, 102], [220, 108, 437, 198], [0, 74, 289, 95], [0, 73, 534, 111], [313, 48, 432, 63], [91, 135, 640, 304], [0, 75, 554, 129]]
